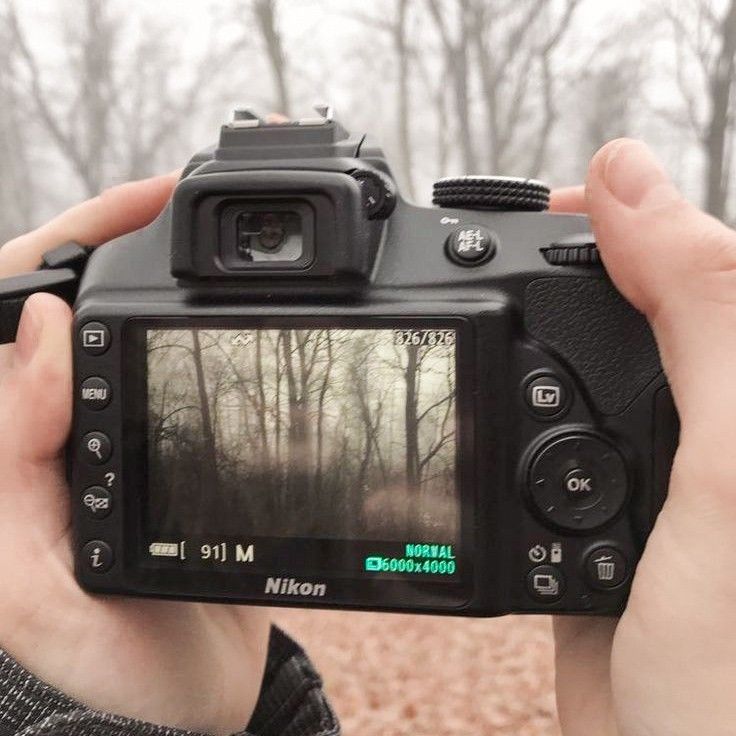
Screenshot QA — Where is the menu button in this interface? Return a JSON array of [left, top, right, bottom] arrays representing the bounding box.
[[80, 377, 112, 410]]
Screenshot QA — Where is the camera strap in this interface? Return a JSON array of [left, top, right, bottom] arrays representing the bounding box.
[[0, 243, 92, 344]]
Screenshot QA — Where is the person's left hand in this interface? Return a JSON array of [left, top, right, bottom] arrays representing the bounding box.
[[0, 175, 271, 736]]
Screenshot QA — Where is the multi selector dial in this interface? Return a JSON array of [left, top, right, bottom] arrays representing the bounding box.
[[526, 432, 628, 532]]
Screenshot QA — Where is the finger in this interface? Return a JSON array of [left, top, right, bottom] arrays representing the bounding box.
[[0, 171, 180, 278], [550, 185, 586, 214], [584, 138, 736, 427], [553, 617, 617, 735], [0, 293, 72, 466], [265, 112, 290, 124]]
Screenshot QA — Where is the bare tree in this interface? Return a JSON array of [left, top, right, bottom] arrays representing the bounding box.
[[348, 1, 418, 198], [393, 0, 416, 199], [468, 0, 581, 176], [427, 0, 478, 173], [0, 3, 34, 242], [190, 331, 219, 492], [250, 0, 292, 115], [669, 0, 736, 220], [7, 0, 115, 195], [7, 0, 241, 195]]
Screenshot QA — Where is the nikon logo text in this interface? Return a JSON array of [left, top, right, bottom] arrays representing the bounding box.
[[264, 577, 327, 597]]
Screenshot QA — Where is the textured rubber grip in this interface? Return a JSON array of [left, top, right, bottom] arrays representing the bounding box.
[[525, 277, 662, 415], [0, 297, 27, 344]]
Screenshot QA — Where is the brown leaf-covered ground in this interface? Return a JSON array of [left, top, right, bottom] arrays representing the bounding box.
[[274, 611, 561, 736]]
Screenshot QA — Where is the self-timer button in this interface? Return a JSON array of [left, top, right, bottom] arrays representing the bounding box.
[[445, 225, 497, 265]]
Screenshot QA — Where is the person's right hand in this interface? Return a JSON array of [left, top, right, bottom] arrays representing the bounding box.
[[0, 177, 271, 736], [552, 140, 736, 735]]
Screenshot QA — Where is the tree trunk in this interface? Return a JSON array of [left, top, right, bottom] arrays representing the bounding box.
[[253, 0, 291, 116], [282, 331, 309, 508], [394, 0, 415, 199], [427, 0, 478, 173], [314, 333, 333, 495], [191, 331, 218, 493], [404, 344, 420, 496], [705, 0, 736, 220]]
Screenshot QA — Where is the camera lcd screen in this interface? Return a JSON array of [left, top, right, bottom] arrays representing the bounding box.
[[141, 324, 462, 583]]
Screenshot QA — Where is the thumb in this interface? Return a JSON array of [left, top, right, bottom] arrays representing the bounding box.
[[586, 138, 736, 430], [0, 293, 72, 466]]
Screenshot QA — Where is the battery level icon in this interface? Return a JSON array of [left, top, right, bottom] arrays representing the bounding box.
[[550, 542, 562, 563], [149, 542, 184, 559], [364, 556, 382, 572]]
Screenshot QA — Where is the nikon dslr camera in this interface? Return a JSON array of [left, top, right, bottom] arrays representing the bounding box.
[[61, 108, 678, 616]]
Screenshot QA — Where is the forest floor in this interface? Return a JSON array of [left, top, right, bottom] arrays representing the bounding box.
[[273, 610, 561, 736]]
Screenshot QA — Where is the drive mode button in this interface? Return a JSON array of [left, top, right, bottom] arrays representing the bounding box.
[[80, 377, 112, 410], [527, 565, 564, 603]]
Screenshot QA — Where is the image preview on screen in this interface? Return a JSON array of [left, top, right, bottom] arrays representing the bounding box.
[[145, 327, 459, 545]]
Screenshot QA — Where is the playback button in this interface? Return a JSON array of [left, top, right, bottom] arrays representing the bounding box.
[[79, 322, 110, 356]]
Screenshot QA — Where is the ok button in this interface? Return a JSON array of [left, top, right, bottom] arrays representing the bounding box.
[[564, 468, 596, 501]]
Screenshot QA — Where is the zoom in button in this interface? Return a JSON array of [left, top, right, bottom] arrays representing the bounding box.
[[81, 432, 112, 465]]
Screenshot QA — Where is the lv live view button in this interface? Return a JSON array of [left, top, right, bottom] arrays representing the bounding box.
[[80, 377, 112, 410], [524, 374, 569, 418]]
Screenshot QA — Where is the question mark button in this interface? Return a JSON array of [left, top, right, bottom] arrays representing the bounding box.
[[81, 486, 113, 519]]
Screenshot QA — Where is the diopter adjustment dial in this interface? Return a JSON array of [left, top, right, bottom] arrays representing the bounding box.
[[433, 176, 550, 212], [350, 169, 397, 220]]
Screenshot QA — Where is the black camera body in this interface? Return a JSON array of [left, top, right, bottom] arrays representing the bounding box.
[[70, 110, 677, 617]]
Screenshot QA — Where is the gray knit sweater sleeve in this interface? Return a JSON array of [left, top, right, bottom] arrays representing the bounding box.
[[0, 627, 339, 736]]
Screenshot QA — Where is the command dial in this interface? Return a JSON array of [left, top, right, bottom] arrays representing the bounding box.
[[433, 176, 550, 212]]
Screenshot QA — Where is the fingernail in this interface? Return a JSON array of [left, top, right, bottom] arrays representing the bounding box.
[[14, 298, 42, 365], [599, 139, 680, 209]]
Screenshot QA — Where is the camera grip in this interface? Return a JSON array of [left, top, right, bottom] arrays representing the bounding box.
[[524, 277, 662, 415]]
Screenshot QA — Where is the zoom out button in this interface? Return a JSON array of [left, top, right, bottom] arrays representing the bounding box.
[[81, 486, 113, 519]]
